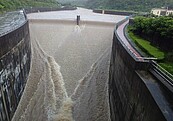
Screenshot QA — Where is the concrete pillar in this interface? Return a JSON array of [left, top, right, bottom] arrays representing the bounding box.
[[77, 15, 80, 25]]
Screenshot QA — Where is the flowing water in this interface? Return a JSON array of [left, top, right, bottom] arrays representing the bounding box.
[[12, 8, 126, 121], [0, 11, 25, 35]]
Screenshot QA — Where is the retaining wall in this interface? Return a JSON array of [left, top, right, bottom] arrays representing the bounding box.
[[93, 9, 136, 16], [109, 22, 173, 120], [0, 7, 76, 121], [24, 7, 76, 14], [0, 20, 31, 121]]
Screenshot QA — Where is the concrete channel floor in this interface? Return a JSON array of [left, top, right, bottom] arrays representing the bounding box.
[[12, 8, 126, 121]]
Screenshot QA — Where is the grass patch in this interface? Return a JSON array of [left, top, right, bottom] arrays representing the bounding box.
[[159, 62, 173, 75], [128, 31, 165, 60], [127, 27, 173, 75]]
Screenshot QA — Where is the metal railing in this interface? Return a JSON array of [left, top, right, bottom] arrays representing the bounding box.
[[115, 17, 147, 62], [115, 18, 173, 93], [150, 60, 173, 93]]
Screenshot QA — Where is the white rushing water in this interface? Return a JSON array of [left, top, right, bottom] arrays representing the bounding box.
[[12, 38, 74, 121], [12, 8, 126, 121]]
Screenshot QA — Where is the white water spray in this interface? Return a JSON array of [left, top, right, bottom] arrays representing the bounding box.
[[12, 37, 75, 121]]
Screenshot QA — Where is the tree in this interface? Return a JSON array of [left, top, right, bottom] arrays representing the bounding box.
[[130, 16, 173, 51], [85, 0, 173, 12]]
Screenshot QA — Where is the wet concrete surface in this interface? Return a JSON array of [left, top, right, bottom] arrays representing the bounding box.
[[12, 8, 127, 121], [0, 11, 26, 35]]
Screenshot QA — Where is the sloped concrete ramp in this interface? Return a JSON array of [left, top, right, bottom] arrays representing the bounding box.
[[12, 8, 126, 121]]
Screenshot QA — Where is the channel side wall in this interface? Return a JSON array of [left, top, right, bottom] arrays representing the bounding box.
[[109, 23, 168, 120], [93, 9, 136, 16], [24, 7, 77, 14], [0, 20, 31, 121]]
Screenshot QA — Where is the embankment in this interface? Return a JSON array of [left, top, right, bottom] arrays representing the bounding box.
[[0, 19, 31, 120], [109, 21, 173, 121]]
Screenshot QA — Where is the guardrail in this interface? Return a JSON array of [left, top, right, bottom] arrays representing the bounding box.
[[124, 20, 173, 93], [115, 17, 129, 29], [150, 60, 173, 93], [115, 17, 147, 62], [115, 18, 173, 94]]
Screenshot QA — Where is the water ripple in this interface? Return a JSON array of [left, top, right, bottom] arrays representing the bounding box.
[[0, 11, 26, 36]]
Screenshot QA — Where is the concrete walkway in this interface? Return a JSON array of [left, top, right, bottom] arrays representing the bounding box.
[[116, 20, 143, 60]]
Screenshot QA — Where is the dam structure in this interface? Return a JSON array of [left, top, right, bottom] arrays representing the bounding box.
[[12, 8, 126, 121], [0, 8, 173, 121], [0, 11, 31, 121]]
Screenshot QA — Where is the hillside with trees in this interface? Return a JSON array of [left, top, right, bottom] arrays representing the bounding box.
[[85, 0, 173, 12], [0, 0, 60, 11]]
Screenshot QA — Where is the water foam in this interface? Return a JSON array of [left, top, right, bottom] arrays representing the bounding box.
[[53, 98, 74, 121], [74, 24, 85, 33], [12, 37, 74, 121]]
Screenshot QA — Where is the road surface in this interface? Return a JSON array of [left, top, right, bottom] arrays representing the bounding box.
[[116, 20, 143, 60]]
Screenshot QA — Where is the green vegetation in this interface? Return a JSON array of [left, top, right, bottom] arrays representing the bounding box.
[[70, 1, 87, 7], [61, 1, 86, 8], [85, 0, 173, 12], [128, 30, 165, 59], [130, 16, 173, 51], [0, 0, 60, 12], [128, 17, 173, 75], [159, 62, 173, 75]]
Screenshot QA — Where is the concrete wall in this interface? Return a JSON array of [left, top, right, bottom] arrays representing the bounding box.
[[24, 7, 76, 14], [0, 21, 31, 121], [93, 9, 136, 16], [109, 29, 169, 120]]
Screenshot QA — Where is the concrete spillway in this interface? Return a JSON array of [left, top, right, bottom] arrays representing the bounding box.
[[12, 8, 126, 121]]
